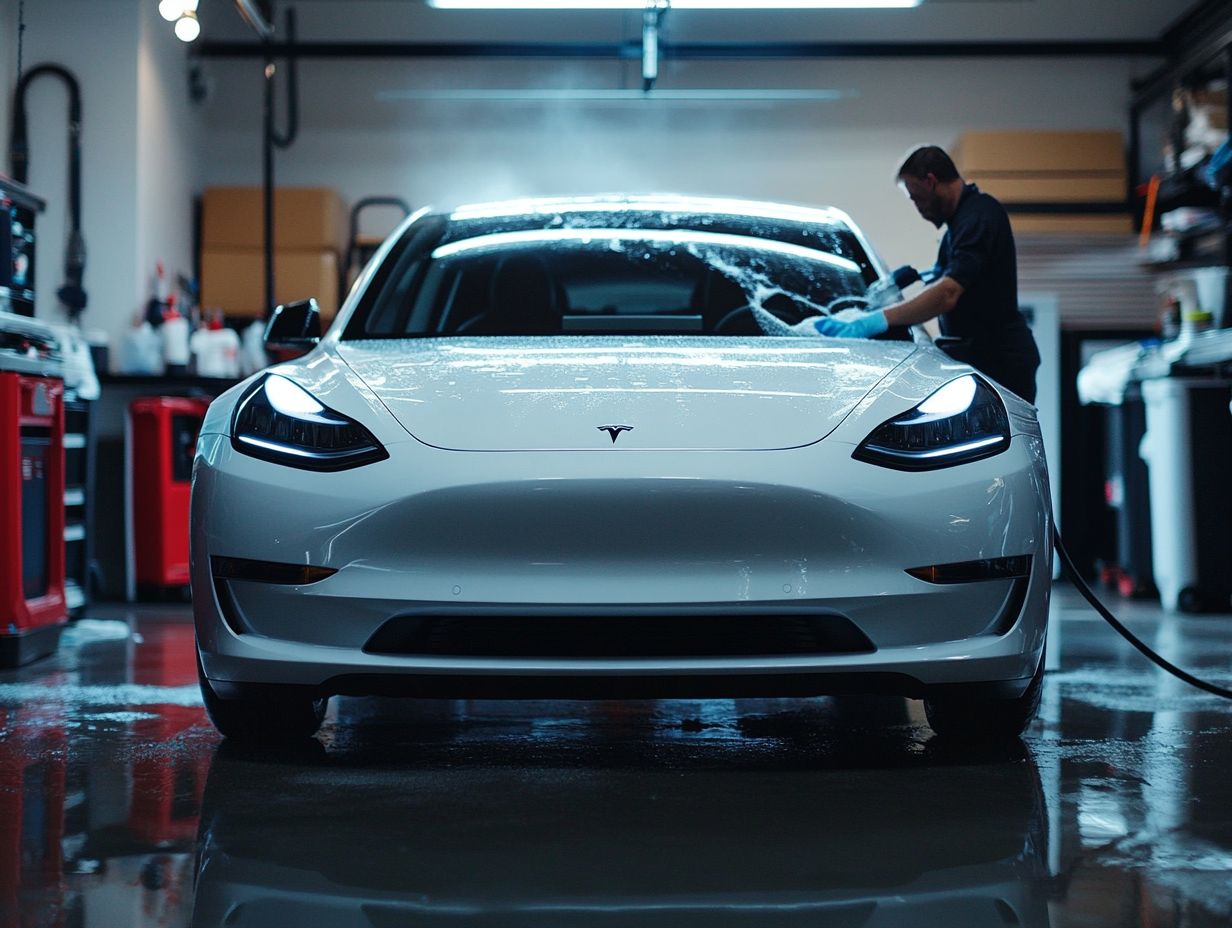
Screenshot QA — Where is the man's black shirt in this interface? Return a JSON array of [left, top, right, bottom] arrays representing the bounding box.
[[935, 183, 1040, 402]]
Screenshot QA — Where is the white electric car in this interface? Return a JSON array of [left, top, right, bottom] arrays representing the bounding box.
[[191, 195, 1052, 742]]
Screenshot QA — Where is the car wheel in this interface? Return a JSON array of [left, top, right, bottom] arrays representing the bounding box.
[[197, 652, 327, 742], [923, 647, 1045, 742]]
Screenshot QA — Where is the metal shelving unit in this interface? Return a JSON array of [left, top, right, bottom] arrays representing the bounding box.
[[62, 389, 93, 614], [1130, 1, 1232, 291]]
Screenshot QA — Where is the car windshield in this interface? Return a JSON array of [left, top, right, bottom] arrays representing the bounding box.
[[352, 226, 884, 338]]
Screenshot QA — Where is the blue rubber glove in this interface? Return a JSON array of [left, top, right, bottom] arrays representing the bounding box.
[[812, 309, 889, 339], [788, 316, 826, 336]]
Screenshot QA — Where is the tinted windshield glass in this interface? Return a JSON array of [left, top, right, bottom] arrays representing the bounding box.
[[355, 228, 877, 338]]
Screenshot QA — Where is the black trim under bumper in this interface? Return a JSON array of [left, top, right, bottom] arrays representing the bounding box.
[[208, 669, 1036, 702]]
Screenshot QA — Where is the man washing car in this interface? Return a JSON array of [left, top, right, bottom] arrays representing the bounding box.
[[801, 145, 1041, 404]]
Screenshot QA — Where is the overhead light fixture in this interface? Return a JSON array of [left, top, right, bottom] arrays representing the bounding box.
[[429, 0, 920, 8], [158, 0, 198, 21], [376, 88, 855, 102], [174, 9, 201, 41], [158, 0, 188, 20], [233, 0, 275, 40]]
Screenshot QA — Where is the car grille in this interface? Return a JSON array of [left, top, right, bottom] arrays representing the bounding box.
[[363, 613, 875, 659]]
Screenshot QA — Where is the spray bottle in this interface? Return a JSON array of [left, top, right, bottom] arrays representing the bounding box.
[[161, 293, 191, 375], [191, 313, 240, 378]]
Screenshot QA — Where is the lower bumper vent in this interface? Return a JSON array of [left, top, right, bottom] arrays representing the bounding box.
[[363, 613, 875, 659]]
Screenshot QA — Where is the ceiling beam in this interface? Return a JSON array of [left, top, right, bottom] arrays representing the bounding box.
[[197, 39, 1164, 61]]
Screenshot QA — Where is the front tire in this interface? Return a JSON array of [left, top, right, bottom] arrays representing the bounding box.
[[924, 647, 1045, 741], [197, 652, 327, 742]]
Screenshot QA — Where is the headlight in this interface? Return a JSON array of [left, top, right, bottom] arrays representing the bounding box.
[[852, 374, 1009, 471], [231, 374, 388, 471]]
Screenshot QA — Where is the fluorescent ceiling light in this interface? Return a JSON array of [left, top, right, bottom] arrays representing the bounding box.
[[377, 88, 854, 102], [429, 1, 920, 8]]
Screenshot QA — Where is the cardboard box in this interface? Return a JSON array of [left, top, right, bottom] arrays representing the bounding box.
[[955, 131, 1125, 175], [969, 173, 1127, 204], [201, 249, 339, 322], [1009, 214, 1133, 235], [1191, 87, 1227, 109], [202, 187, 346, 251]]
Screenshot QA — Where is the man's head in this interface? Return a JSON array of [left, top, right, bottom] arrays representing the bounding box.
[[896, 145, 964, 228]]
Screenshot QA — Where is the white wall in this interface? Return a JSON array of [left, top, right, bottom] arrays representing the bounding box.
[[1, 0, 1173, 352], [3, 0, 197, 366], [12, 0, 140, 357], [137, 2, 202, 330], [0, 0, 16, 146], [197, 53, 1159, 274]]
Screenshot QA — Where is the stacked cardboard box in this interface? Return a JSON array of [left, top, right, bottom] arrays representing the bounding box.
[[200, 187, 344, 322], [954, 130, 1131, 234]]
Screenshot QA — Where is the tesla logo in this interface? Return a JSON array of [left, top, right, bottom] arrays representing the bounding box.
[[598, 425, 633, 443]]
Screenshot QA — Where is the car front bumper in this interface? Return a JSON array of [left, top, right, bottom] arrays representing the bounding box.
[[192, 432, 1051, 699]]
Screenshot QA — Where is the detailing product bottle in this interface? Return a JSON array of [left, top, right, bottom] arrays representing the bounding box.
[[145, 260, 168, 327], [191, 316, 240, 378], [161, 295, 191, 375], [120, 320, 164, 375], [241, 319, 268, 374]]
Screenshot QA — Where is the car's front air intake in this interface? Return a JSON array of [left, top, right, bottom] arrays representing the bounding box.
[[363, 613, 875, 659]]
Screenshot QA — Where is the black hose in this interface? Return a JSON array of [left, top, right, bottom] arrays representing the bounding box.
[[10, 63, 88, 319], [271, 8, 298, 151], [1053, 526, 1232, 700], [261, 7, 299, 317]]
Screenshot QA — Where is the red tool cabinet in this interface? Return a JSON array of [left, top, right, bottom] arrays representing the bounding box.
[[0, 372, 66, 667], [128, 396, 211, 594]]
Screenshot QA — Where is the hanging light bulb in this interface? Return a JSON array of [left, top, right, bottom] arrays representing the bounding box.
[[158, 0, 186, 21], [174, 10, 201, 41]]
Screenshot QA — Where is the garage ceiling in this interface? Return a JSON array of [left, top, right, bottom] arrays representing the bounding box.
[[203, 0, 1203, 45]]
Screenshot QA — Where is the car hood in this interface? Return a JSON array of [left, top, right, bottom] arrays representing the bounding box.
[[336, 337, 916, 451]]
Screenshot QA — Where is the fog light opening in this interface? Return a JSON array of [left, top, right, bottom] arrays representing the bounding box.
[[906, 555, 1032, 584], [211, 556, 337, 585]]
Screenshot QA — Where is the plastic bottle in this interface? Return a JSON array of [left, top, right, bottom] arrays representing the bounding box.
[[161, 295, 191, 375], [145, 261, 168, 328], [1160, 295, 1181, 341], [119, 321, 164, 375], [1180, 309, 1214, 342], [241, 319, 268, 374], [191, 317, 241, 378]]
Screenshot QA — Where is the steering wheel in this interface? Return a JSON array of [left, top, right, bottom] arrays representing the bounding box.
[[711, 304, 757, 334], [453, 312, 488, 334]]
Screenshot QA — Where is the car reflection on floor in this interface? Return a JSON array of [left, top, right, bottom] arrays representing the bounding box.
[[191, 700, 1050, 928], [5, 596, 1232, 927]]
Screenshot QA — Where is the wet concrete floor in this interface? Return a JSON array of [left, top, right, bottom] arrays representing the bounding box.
[[0, 584, 1230, 927]]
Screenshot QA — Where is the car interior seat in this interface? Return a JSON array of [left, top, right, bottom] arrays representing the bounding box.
[[480, 253, 560, 335]]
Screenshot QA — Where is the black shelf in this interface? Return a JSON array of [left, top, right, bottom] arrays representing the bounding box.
[[98, 373, 244, 391], [1128, 1, 1232, 312], [1139, 259, 1231, 272], [63, 389, 92, 615]]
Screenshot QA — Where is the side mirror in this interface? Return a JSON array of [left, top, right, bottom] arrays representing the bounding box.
[[264, 299, 322, 358], [933, 335, 975, 364]]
